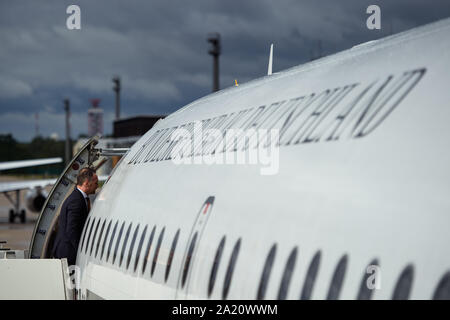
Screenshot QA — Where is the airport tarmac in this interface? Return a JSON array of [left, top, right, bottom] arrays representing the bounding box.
[[0, 176, 50, 251]]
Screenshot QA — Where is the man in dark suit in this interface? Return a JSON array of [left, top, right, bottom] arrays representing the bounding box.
[[52, 167, 98, 266]]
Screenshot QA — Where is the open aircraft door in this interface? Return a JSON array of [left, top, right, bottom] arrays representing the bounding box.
[[28, 136, 102, 259]]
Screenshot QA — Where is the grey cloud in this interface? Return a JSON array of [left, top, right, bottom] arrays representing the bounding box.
[[0, 0, 449, 141], [0, 76, 33, 99]]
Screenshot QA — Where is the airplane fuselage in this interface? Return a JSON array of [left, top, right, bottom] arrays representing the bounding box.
[[75, 18, 450, 300]]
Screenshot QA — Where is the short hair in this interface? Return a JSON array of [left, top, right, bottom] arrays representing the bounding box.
[[77, 167, 96, 186]]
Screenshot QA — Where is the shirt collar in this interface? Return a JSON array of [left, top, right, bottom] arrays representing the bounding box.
[[77, 187, 88, 199]]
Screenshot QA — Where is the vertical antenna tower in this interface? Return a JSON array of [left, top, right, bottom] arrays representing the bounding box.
[[208, 33, 221, 92]]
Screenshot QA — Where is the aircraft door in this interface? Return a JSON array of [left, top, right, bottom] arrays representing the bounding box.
[[175, 196, 215, 299], [28, 136, 101, 259]]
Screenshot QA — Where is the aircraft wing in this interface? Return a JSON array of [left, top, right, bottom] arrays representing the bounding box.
[[0, 158, 63, 171], [0, 179, 57, 193]]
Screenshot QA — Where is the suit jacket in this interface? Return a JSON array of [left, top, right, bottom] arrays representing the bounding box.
[[52, 188, 89, 266]]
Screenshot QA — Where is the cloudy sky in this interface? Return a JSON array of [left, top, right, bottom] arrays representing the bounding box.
[[1, 0, 449, 141]]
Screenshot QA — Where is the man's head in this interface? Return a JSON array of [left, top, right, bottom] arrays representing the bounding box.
[[76, 167, 98, 195]]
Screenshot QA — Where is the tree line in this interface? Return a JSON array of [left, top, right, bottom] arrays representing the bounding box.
[[0, 134, 67, 175]]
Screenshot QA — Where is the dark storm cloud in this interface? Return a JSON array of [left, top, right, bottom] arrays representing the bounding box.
[[0, 0, 449, 141]]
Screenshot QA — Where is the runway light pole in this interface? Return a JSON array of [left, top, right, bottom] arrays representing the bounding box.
[[113, 77, 121, 120], [64, 99, 72, 166], [208, 33, 221, 92]]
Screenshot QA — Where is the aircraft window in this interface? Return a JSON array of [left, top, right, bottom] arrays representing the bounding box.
[[142, 225, 156, 275], [222, 238, 241, 300], [84, 217, 96, 254], [182, 232, 198, 288], [392, 264, 414, 300], [106, 221, 119, 262], [95, 219, 106, 259], [208, 236, 226, 298], [300, 250, 321, 300], [89, 218, 101, 256], [357, 259, 379, 300], [119, 223, 133, 268], [151, 227, 166, 277], [433, 271, 450, 300], [326, 254, 348, 300], [165, 229, 180, 282], [126, 224, 140, 270], [134, 225, 148, 273], [79, 217, 91, 255], [278, 247, 298, 299], [257, 244, 277, 300], [100, 220, 112, 260], [112, 221, 126, 265]]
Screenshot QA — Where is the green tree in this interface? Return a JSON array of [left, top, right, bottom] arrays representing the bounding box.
[[0, 134, 65, 176]]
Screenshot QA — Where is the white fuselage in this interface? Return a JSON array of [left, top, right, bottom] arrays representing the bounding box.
[[76, 18, 450, 300]]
